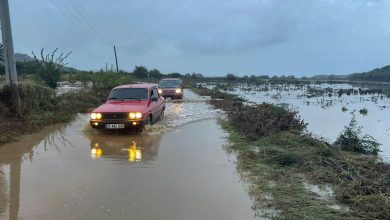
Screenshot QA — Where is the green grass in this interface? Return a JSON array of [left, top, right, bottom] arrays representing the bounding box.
[[222, 121, 354, 219], [0, 82, 105, 144]]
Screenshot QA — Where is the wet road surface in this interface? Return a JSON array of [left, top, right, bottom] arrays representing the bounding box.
[[0, 90, 258, 220]]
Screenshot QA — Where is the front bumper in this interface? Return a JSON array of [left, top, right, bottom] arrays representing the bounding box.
[[161, 94, 183, 99], [159, 89, 183, 99], [90, 119, 146, 129], [160, 92, 183, 99]]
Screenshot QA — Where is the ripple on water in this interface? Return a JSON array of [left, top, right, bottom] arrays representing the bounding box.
[[82, 89, 221, 135]]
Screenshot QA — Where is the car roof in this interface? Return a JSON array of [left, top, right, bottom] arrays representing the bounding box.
[[160, 78, 182, 81], [113, 83, 157, 89]]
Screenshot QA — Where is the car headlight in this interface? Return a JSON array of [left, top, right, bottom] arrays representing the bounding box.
[[129, 112, 136, 119], [129, 112, 142, 119], [91, 113, 102, 120], [158, 89, 162, 94], [175, 89, 182, 94]]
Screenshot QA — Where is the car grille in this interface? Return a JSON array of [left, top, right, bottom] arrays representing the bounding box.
[[103, 113, 128, 120], [163, 89, 176, 94]]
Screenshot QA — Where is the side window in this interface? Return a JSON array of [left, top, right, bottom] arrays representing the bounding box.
[[153, 88, 159, 98], [151, 88, 158, 99]]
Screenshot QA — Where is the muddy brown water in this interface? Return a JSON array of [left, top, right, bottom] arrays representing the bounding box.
[[0, 91, 259, 220]]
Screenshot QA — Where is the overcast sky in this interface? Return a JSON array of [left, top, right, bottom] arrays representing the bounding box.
[[7, 0, 390, 76]]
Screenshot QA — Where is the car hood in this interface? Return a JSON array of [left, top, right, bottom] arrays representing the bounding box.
[[93, 101, 149, 113]]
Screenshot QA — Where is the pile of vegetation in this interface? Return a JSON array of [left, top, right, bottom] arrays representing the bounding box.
[[0, 82, 102, 144], [193, 85, 390, 219], [230, 104, 306, 140]]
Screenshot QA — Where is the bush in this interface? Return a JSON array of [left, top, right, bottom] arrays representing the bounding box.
[[32, 48, 71, 89], [273, 152, 302, 166], [92, 72, 133, 90], [0, 82, 56, 117], [229, 103, 307, 140], [359, 108, 368, 115], [335, 115, 380, 155], [57, 90, 101, 113]]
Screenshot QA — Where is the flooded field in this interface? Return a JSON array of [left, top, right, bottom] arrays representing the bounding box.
[[0, 90, 258, 220], [222, 83, 390, 159]]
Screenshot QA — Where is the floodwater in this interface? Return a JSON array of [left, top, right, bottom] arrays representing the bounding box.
[[225, 83, 390, 159], [0, 90, 258, 220]]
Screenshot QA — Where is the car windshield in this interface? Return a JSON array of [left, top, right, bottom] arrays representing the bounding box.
[[158, 80, 181, 88], [108, 88, 148, 100]]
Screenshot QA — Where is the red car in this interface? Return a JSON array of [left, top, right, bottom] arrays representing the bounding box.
[[90, 84, 165, 130], [158, 78, 184, 99]]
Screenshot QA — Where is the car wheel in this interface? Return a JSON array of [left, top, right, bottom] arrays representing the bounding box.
[[147, 115, 153, 126], [160, 109, 164, 119]]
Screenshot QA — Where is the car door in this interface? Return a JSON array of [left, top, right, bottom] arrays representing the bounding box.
[[154, 87, 165, 112], [150, 87, 160, 118]]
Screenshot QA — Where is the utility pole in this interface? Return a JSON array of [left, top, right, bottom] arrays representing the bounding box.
[[113, 45, 119, 73], [0, 0, 21, 116]]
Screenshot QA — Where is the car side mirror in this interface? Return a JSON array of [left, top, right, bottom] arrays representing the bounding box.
[[101, 98, 107, 103], [151, 97, 158, 102]]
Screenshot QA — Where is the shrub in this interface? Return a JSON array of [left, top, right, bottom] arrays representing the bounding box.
[[92, 72, 133, 90], [359, 108, 368, 115], [335, 115, 380, 155], [229, 103, 307, 140], [32, 48, 71, 89], [57, 90, 101, 113], [273, 152, 302, 166]]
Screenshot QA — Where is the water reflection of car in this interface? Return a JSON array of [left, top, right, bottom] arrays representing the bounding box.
[[90, 84, 165, 130], [158, 78, 184, 99], [88, 134, 161, 162]]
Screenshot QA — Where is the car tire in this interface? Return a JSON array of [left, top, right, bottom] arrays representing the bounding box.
[[160, 109, 164, 119], [147, 115, 153, 126]]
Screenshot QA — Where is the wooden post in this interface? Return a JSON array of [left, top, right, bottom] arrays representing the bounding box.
[[113, 45, 119, 73]]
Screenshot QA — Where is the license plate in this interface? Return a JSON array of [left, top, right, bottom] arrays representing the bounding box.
[[105, 124, 125, 129]]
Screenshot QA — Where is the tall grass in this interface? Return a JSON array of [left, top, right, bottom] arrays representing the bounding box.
[[0, 82, 101, 144]]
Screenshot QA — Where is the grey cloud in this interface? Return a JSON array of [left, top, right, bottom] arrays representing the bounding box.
[[8, 0, 390, 75]]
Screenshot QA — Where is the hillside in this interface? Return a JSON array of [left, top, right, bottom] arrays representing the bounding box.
[[15, 53, 33, 62], [310, 65, 390, 82], [349, 65, 390, 82]]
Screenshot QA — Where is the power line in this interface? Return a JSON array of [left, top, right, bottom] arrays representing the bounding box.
[[48, 0, 118, 67], [54, 0, 105, 47], [67, 0, 111, 46], [48, 0, 97, 45], [57, 0, 106, 47], [49, 0, 110, 52]]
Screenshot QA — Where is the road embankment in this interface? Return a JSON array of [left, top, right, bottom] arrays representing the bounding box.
[[0, 82, 106, 144]]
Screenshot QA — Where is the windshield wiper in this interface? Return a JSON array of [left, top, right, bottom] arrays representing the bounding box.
[[108, 97, 125, 101], [124, 97, 142, 101]]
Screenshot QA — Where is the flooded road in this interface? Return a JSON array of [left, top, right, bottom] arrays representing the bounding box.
[[0, 90, 258, 220], [224, 83, 390, 159]]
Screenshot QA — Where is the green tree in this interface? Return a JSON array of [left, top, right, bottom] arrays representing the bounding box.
[[32, 48, 71, 89], [226, 73, 237, 81], [192, 73, 204, 79], [16, 61, 41, 75], [148, 68, 163, 79], [133, 65, 148, 78], [249, 75, 257, 81], [166, 72, 182, 78]]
